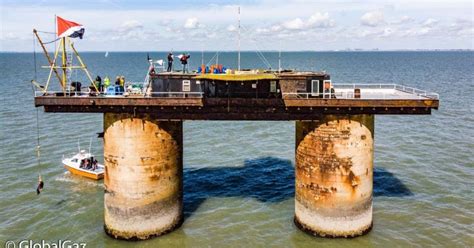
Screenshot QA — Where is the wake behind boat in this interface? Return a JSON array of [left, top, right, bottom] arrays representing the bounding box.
[[62, 150, 104, 180]]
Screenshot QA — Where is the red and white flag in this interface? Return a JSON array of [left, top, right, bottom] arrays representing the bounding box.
[[57, 16, 85, 39]]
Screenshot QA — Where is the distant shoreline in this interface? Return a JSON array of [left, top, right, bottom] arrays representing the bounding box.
[[1, 49, 473, 53]]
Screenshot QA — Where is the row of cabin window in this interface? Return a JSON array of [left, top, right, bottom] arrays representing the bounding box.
[[180, 80, 278, 93]]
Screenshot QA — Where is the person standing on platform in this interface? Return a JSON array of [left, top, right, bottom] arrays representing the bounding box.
[[180, 53, 190, 73], [167, 52, 173, 72], [119, 76, 125, 93], [95, 75, 102, 93], [104, 76, 110, 93]]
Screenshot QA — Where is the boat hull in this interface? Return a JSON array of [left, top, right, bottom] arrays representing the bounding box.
[[64, 164, 104, 180]]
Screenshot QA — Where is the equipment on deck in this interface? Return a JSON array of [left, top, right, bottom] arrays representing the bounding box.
[[31, 16, 97, 95]]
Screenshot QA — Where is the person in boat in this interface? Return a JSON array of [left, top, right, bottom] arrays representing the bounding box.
[[180, 53, 190, 73], [89, 157, 94, 170], [80, 159, 85, 168], [91, 158, 98, 171], [85, 159, 92, 170], [167, 52, 173, 72]]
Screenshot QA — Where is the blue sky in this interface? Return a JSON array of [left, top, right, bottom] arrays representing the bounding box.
[[1, 0, 473, 51]]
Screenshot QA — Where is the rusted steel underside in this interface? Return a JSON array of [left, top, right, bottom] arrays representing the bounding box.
[[35, 97, 438, 120]]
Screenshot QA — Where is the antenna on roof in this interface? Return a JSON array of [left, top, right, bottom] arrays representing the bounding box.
[[278, 40, 282, 73], [237, 6, 241, 71]]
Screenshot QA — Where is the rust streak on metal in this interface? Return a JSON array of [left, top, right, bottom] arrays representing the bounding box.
[[295, 114, 374, 238], [103, 113, 183, 240]]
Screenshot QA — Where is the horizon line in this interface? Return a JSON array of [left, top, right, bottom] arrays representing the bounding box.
[[1, 49, 473, 53]]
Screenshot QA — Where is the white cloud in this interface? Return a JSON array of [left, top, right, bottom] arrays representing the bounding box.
[[360, 11, 384, 27], [282, 18, 305, 30], [270, 25, 282, 32], [307, 12, 334, 28], [227, 24, 236, 32], [184, 17, 199, 29], [282, 12, 335, 30], [118, 20, 143, 32], [0, 1, 472, 51], [391, 15, 413, 25], [422, 18, 438, 27], [381, 28, 393, 37]]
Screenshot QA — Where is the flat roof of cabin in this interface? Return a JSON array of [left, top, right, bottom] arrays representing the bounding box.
[[151, 71, 329, 80]]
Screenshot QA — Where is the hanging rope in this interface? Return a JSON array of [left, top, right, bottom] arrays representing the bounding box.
[[35, 30, 60, 44], [36, 30, 56, 34], [35, 105, 44, 195], [42, 37, 61, 44], [35, 103, 44, 195], [35, 110, 41, 168], [33, 33, 44, 195]]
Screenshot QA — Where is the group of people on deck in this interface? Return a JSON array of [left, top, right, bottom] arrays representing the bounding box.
[[166, 52, 190, 73], [80, 157, 98, 171], [92, 75, 125, 93], [89, 51, 191, 92]]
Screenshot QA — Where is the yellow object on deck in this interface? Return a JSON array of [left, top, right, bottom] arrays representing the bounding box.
[[195, 73, 277, 81]]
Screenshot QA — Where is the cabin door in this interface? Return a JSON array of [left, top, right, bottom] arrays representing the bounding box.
[[311, 80, 320, 97]]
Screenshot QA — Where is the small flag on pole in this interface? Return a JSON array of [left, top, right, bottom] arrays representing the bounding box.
[[57, 16, 85, 39]]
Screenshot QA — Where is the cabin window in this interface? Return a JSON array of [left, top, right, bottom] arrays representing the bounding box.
[[270, 81, 277, 93], [182, 80, 191, 92], [72, 158, 78, 162], [311, 80, 320, 96]]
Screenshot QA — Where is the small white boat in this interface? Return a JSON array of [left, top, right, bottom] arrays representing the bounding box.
[[62, 150, 104, 180]]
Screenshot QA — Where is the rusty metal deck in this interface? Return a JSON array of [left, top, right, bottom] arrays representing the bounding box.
[[35, 96, 439, 120]]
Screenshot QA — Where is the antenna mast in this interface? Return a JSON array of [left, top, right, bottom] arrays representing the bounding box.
[[278, 40, 281, 73], [238, 6, 241, 71]]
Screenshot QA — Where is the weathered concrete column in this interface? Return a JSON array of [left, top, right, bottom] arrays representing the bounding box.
[[295, 114, 374, 238], [103, 113, 183, 240]]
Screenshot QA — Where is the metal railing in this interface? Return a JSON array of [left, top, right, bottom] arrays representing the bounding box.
[[149, 92, 203, 98], [35, 90, 204, 98], [282, 84, 439, 100], [35, 83, 438, 100]]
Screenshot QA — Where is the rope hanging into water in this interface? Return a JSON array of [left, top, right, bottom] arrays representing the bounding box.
[[33, 33, 44, 195]]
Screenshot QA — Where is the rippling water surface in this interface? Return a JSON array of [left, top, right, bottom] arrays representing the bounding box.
[[0, 51, 473, 247]]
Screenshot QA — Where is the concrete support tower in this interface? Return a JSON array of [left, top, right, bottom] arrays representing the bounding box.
[[295, 114, 374, 237], [103, 113, 183, 240]]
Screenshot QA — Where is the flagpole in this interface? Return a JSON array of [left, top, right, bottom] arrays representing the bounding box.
[[237, 6, 241, 71], [61, 37, 67, 93], [54, 14, 57, 52]]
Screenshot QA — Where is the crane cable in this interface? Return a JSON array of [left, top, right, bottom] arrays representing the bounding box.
[[33, 33, 44, 195]]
